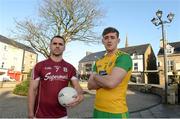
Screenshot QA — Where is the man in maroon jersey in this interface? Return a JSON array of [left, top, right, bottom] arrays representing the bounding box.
[[28, 35, 84, 118]]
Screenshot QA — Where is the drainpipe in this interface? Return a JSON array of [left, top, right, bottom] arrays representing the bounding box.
[[21, 50, 25, 81], [143, 54, 146, 84]]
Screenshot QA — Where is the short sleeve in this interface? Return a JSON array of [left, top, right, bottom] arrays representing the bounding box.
[[31, 63, 41, 80], [115, 54, 132, 72], [70, 66, 78, 80]]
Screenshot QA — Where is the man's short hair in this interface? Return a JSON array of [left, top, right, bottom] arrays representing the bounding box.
[[51, 35, 66, 44], [102, 27, 119, 38]]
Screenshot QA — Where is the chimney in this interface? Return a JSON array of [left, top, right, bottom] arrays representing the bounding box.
[[86, 51, 92, 56], [125, 34, 129, 47]]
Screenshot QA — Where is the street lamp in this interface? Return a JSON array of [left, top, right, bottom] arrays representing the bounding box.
[[151, 10, 175, 104]]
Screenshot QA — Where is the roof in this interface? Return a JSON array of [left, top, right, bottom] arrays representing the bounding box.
[[0, 35, 37, 54], [120, 44, 150, 55], [158, 41, 180, 55], [79, 44, 150, 63], [79, 51, 106, 63]]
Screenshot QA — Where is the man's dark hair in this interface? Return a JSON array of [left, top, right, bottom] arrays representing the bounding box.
[[50, 35, 66, 44], [102, 27, 119, 38]]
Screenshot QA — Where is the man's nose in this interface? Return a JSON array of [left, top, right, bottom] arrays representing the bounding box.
[[107, 38, 111, 42], [55, 44, 60, 47]]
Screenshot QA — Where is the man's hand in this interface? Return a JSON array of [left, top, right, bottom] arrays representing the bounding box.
[[28, 113, 34, 119], [66, 94, 84, 108], [88, 72, 101, 90]]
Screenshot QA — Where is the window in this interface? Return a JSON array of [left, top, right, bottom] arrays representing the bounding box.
[[85, 64, 92, 72], [167, 48, 174, 54], [1, 62, 4, 68], [4, 45, 7, 51], [167, 60, 174, 72], [158, 62, 161, 67], [166, 45, 174, 54], [134, 63, 138, 71], [133, 53, 138, 59]]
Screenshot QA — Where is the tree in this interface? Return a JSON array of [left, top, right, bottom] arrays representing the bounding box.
[[14, 0, 104, 58]]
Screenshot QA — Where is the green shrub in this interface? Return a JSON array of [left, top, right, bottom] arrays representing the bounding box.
[[13, 79, 30, 96], [13, 69, 32, 96]]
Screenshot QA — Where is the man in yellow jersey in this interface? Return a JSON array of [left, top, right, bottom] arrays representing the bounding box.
[[88, 27, 132, 118]]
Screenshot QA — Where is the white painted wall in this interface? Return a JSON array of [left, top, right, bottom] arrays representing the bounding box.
[[131, 55, 144, 71], [0, 42, 23, 72]]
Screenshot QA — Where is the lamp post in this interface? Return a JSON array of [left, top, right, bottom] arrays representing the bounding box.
[[151, 10, 174, 103]]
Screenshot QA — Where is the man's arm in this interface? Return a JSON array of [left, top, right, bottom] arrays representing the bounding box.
[[28, 79, 40, 118], [67, 79, 84, 107], [87, 62, 101, 90], [87, 72, 101, 90], [89, 54, 132, 89], [93, 67, 127, 89], [71, 79, 84, 96]]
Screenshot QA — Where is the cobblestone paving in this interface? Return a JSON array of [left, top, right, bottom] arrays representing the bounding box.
[[0, 88, 179, 118]]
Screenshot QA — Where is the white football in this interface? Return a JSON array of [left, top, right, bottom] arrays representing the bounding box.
[[58, 87, 77, 107]]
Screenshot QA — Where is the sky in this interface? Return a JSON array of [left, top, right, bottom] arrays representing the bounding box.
[[0, 0, 180, 69]]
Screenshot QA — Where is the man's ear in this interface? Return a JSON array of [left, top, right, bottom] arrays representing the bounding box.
[[49, 43, 51, 50], [118, 38, 120, 43], [63, 45, 66, 51], [102, 38, 105, 45]]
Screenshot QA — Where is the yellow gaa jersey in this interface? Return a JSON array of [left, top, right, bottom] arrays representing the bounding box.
[[93, 50, 132, 113]]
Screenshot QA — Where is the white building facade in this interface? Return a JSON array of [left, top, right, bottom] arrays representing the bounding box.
[[0, 35, 37, 81]]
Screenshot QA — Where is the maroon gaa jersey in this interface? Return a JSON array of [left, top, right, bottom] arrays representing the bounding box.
[[31, 58, 77, 118]]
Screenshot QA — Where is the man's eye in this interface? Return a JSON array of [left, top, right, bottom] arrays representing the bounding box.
[[104, 36, 109, 40], [110, 36, 115, 39], [59, 43, 64, 46], [53, 43, 64, 45]]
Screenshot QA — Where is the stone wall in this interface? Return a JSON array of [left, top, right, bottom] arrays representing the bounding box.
[[0, 81, 17, 88], [128, 83, 163, 99]]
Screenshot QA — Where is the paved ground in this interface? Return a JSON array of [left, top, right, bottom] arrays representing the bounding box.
[[0, 87, 180, 118]]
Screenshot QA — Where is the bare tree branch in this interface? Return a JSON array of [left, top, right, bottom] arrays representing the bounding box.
[[13, 0, 104, 58]]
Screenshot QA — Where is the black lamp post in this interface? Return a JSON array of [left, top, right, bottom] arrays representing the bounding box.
[[151, 10, 174, 103]]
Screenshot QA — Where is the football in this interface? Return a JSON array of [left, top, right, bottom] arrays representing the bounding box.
[[58, 87, 77, 107]]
